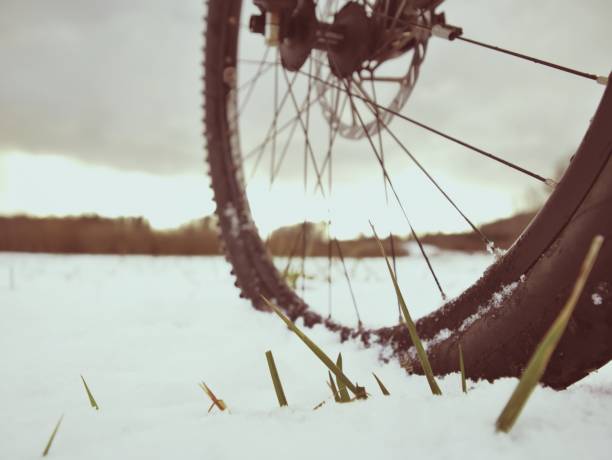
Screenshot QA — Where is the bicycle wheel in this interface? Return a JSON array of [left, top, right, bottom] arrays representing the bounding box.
[[203, 0, 612, 389]]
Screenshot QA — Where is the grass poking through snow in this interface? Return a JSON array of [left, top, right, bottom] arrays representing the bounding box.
[[335, 354, 352, 403], [459, 344, 467, 394], [80, 375, 99, 410], [328, 371, 341, 402], [370, 223, 442, 396], [266, 350, 288, 407], [262, 296, 367, 400], [372, 373, 390, 396], [496, 235, 604, 433], [41, 414, 63, 457]]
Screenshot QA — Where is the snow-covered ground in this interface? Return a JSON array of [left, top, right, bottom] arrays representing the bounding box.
[[272, 242, 496, 327], [1, 252, 610, 460]]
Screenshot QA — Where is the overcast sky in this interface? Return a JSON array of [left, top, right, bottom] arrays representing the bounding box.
[[0, 0, 610, 235]]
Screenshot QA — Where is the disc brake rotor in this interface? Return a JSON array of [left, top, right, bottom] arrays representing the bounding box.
[[313, 0, 434, 140]]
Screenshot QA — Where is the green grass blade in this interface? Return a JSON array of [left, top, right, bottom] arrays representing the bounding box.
[[265, 350, 288, 407], [335, 353, 351, 402], [42, 414, 63, 457], [328, 371, 340, 402], [262, 296, 367, 399], [80, 375, 99, 410], [372, 372, 390, 396], [496, 235, 604, 433], [370, 223, 442, 395], [459, 344, 467, 394]]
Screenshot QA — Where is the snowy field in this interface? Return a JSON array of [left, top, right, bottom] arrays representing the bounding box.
[[1, 252, 611, 460]]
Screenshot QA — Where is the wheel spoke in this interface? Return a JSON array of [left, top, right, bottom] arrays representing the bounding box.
[[317, 85, 349, 195], [241, 75, 332, 165], [342, 78, 447, 300], [300, 220, 307, 298], [351, 76, 494, 249], [270, 115, 300, 183], [360, 73, 389, 202], [237, 48, 272, 116], [280, 66, 327, 197], [327, 218, 333, 319], [237, 59, 278, 65], [296, 68, 554, 184], [334, 238, 362, 328], [367, 12, 608, 86], [303, 58, 314, 192], [247, 69, 300, 182], [454, 35, 608, 85], [270, 50, 280, 186], [270, 71, 337, 183], [237, 63, 274, 92], [359, 75, 404, 83], [298, 59, 316, 299]]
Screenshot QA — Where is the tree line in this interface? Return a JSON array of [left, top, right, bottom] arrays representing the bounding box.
[[0, 211, 534, 256], [0, 215, 221, 255]]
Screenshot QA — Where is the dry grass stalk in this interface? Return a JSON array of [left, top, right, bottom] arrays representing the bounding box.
[[265, 350, 288, 407], [312, 400, 327, 411], [262, 296, 367, 399], [496, 235, 604, 433], [42, 415, 63, 457], [370, 223, 442, 395], [199, 382, 228, 413], [80, 375, 99, 410]]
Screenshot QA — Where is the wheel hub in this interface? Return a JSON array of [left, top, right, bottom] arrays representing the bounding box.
[[250, 0, 426, 78], [280, 0, 318, 71], [250, 0, 440, 140], [326, 3, 375, 78]]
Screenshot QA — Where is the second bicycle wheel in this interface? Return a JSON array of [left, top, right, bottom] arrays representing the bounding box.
[[203, 0, 612, 388]]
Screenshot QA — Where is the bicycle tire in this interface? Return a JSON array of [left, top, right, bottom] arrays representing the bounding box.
[[203, 0, 612, 389]]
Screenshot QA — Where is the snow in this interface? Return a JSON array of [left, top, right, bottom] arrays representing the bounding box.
[[223, 203, 241, 238], [486, 240, 506, 259], [592, 293, 603, 306], [458, 279, 522, 333], [1, 253, 611, 460]]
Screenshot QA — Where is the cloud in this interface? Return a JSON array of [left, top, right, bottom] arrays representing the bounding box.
[[0, 0, 204, 174], [0, 0, 609, 187]]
